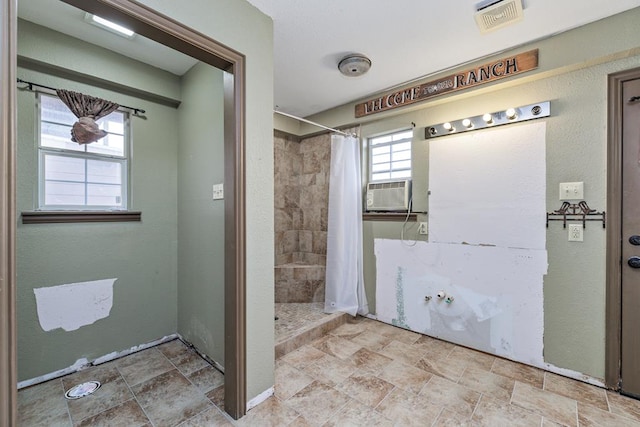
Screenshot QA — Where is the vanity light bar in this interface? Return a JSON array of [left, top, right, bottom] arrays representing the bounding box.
[[424, 101, 550, 139]]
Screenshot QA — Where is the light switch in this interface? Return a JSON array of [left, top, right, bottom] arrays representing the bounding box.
[[559, 182, 584, 200], [212, 183, 224, 200]]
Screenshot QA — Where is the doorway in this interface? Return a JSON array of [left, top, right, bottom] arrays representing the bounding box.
[[0, 0, 247, 423], [606, 67, 640, 397]]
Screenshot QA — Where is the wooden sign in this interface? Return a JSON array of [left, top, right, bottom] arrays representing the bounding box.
[[355, 49, 538, 118]]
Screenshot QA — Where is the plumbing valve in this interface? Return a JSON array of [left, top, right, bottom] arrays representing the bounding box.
[[436, 290, 446, 299], [424, 296, 432, 302], [445, 295, 454, 304]]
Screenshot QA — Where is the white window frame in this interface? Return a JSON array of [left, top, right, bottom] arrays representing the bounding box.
[[368, 129, 413, 182], [37, 93, 131, 211]]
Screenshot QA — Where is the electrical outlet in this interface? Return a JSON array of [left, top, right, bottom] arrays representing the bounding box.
[[568, 224, 583, 242], [418, 222, 428, 235], [212, 183, 224, 200]]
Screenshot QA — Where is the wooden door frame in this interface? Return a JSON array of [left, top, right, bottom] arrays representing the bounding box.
[[0, 0, 247, 423], [605, 66, 640, 390], [0, 0, 18, 425]]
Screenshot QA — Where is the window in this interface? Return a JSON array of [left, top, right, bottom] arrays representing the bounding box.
[[369, 129, 412, 182], [38, 93, 129, 210]]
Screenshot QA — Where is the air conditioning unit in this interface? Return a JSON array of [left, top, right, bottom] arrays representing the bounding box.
[[366, 180, 411, 212], [474, 0, 523, 34]]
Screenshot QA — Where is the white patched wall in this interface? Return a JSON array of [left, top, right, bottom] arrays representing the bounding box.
[[376, 122, 548, 368]]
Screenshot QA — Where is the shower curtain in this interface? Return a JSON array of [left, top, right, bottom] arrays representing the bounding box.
[[325, 134, 369, 316]]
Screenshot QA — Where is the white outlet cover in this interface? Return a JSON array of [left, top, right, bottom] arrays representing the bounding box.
[[212, 183, 224, 200], [568, 224, 583, 242], [418, 222, 428, 235]]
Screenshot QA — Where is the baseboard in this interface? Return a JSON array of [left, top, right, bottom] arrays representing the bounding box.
[[17, 333, 179, 389], [176, 333, 225, 374], [247, 386, 274, 411], [543, 362, 606, 388]]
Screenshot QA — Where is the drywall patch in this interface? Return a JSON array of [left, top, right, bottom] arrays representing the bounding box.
[[375, 239, 547, 366], [34, 278, 116, 332], [428, 122, 546, 249]]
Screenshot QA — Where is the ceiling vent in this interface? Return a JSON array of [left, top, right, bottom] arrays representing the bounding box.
[[474, 0, 524, 34]]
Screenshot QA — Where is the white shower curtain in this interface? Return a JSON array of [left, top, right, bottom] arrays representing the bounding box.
[[325, 134, 369, 316]]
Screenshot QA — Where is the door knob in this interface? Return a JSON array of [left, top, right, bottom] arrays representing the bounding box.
[[628, 256, 640, 268], [630, 235, 640, 246]]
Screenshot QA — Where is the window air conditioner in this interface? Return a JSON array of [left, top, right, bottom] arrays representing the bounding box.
[[365, 180, 411, 212]]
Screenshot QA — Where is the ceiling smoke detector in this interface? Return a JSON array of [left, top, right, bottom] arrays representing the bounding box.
[[474, 0, 524, 34], [338, 54, 371, 77]]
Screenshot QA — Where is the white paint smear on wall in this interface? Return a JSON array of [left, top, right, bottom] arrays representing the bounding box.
[[428, 121, 546, 249], [375, 239, 547, 366], [374, 123, 549, 368], [34, 278, 116, 332]]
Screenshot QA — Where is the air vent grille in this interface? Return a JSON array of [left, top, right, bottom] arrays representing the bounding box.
[[367, 181, 406, 190], [475, 0, 523, 34]]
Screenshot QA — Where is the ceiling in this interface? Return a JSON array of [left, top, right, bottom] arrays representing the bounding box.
[[17, 0, 640, 118], [246, 0, 640, 117], [18, 0, 198, 76]]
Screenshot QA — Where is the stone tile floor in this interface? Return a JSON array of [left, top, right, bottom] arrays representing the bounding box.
[[18, 316, 640, 426], [275, 302, 330, 342], [18, 339, 229, 426], [275, 303, 348, 358]]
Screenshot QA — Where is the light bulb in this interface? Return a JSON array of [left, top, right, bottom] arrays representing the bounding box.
[[443, 122, 454, 131], [482, 113, 493, 124], [505, 108, 517, 120], [462, 118, 472, 128]]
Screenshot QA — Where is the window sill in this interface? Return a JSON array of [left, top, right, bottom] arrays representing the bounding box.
[[362, 212, 417, 222], [21, 211, 142, 224]]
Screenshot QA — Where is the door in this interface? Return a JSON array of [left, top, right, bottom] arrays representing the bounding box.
[[620, 76, 640, 397]]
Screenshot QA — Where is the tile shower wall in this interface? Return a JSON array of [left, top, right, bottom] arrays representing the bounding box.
[[274, 131, 331, 303]]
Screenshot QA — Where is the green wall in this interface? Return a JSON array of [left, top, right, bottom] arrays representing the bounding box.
[[139, 0, 276, 401], [17, 21, 180, 381], [18, 0, 275, 403], [177, 62, 225, 365], [280, 8, 640, 380]]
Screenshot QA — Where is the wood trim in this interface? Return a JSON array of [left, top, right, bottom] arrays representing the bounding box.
[[224, 66, 247, 420], [605, 66, 640, 389], [363, 212, 418, 222], [21, 211, 142, 224], [53, 0, 247, 420], [61, 0, 238, 71], [0, 0, 17, 424]]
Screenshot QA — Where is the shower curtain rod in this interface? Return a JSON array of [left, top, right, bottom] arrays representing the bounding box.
[[274, 110, 357, 138], [16, 78, 146, 115]]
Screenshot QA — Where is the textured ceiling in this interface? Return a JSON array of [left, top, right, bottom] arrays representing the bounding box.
[[18, 0, 640, 118], [247, 0, 640, 117]]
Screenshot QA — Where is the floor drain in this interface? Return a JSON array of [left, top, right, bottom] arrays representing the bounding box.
[[64, 381, 101, 399]]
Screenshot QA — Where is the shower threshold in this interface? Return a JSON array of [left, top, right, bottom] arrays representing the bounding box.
[[275, 302, 349, 358]]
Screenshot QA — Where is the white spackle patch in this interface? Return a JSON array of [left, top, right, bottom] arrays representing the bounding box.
[[375, 239, 547, 366], [33, 278, 116, 332], [428, 122, 546, 250]]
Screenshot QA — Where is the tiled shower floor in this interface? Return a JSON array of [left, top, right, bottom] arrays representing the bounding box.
[[275, 303, 336, 342], [275, 303, 348, 358]]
